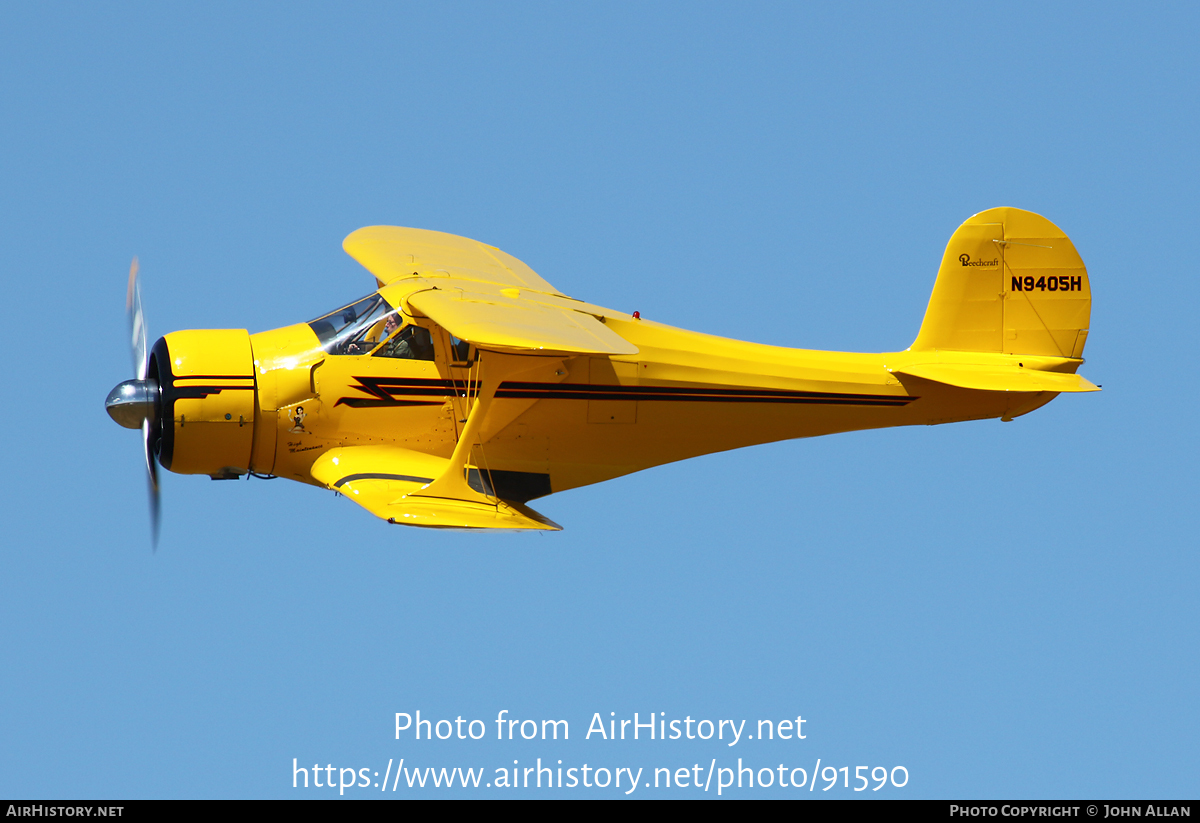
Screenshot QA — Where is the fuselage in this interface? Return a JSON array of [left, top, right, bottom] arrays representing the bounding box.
[[154, 294, 1058, 501]]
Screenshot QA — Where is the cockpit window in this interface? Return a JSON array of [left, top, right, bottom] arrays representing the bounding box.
[[308, 295, 396, 355], [448, 335, 472, 363], [308, 294, 437, 360]]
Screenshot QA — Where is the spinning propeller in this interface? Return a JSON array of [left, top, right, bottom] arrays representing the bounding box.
[[104, 258, 162, 546]]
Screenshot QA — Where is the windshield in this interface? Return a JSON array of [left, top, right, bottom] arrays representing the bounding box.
[[308, 295, 398, 355]]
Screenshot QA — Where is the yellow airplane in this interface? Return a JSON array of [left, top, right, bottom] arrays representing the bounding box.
[[106, 207, 1097, 535]]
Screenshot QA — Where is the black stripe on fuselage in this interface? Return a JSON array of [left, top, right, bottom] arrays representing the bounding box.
[[500, 391, 912, 406], [337, 376, 917, 408], [334, 398, 443, 408], [494, 382, 916, 407]]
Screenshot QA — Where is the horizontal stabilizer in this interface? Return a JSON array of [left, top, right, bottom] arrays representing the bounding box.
[[406, 288, 638, 356], [892, 363, 1099, 393], [310, 446, 561, 530]]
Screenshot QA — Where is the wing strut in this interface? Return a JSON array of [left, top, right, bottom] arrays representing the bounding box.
[[411, 355, 499, 504]]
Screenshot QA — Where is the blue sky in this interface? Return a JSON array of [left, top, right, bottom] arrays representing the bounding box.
[[1, 2, 1196, 798]]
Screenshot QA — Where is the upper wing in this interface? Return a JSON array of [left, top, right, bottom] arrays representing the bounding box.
[[343, 226, 562, 294], [345, 225, 637, 357], [405, 288, 638, 356]]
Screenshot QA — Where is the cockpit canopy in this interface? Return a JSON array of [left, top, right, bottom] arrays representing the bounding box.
[[308, 294, 434, 360]]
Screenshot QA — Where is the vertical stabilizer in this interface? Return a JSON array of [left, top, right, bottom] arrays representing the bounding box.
[[912, 208, 1091, 358]]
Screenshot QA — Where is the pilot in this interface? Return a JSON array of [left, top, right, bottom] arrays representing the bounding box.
[[375, 313, 413, 359], [345, 311, 395, 355]]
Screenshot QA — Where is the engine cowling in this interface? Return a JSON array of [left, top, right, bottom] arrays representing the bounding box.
[[149, 330, 257, 478]]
